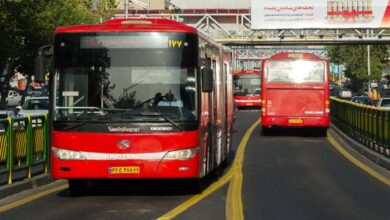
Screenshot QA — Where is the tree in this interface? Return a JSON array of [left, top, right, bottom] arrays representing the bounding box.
[[0, 0, 117, 109], [0, 0, 23, 108], [327, 45, 389, 93]]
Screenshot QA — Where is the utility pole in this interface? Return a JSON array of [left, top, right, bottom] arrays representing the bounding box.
[[367, 45, 371, 91], [367, 45, 371, 77], [125, 0, 129, 19]]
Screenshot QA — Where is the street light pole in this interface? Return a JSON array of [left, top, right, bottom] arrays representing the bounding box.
[[125, 0, 129, 19], [367, 45, 371, 77], [367, 45, 371, 91]]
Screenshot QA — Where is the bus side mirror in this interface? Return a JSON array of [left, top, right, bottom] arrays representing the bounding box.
[[34, 45, 53, 83], [202, 68, 213, 92], [34, 56, 45, 83]]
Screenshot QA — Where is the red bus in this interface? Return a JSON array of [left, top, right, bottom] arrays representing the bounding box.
[[260, 52, 330, 135], [37, 18, 234, 193], [233, 69, 261, 109]]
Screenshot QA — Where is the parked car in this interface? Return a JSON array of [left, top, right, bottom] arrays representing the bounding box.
[[351, 96, 373, 106], [0, 110, 16, 119], [376, 97, 390, 110], [16, 96, 49, 117], [339, 89, 352, 99], [0, 90, 22, 106]]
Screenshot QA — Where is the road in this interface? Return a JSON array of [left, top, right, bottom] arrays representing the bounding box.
[[0, 110, 389, 220]]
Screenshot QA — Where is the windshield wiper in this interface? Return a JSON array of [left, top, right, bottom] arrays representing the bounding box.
[[141, 110, 184, 131], [57, 106, 101, 110], [56, 106, 105, 116], [60, 116, 104, 131]]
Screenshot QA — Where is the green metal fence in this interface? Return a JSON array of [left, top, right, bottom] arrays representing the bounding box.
[[331, 98, 390, 158], [0, 114, 48, 184]]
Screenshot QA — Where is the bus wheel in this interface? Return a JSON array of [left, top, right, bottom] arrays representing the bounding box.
[[68, 179, 88, 195]]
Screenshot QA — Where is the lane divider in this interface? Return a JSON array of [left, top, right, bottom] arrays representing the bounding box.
[[327, 134, 390, 186], [226, 121, 259, 220]]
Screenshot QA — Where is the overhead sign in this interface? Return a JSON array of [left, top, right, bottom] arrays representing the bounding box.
[[251, 0, 390, 29]]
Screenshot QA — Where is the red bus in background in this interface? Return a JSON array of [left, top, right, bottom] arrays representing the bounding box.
[[233, 69, 261, 109], [261, 52, 330, 135], [39, 18, 234, 193]]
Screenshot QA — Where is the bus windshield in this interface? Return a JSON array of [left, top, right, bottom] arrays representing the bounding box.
[[233, 74, 261, 96], [265, 60, 325, 83], [53, 32, 198, 122]]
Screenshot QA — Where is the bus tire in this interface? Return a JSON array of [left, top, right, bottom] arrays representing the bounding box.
[[68, 179, 88, 195]]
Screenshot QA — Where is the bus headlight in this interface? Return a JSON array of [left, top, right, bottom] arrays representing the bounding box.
[[52, 147, 86, 160], [162, 148, 198, 161]]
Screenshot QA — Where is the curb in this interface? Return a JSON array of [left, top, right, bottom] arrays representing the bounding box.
[[329, 124, 390, 171], [0, 173, 56, 199]]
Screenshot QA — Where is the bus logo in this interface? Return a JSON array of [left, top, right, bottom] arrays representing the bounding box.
[[117, 140, 131, 150]]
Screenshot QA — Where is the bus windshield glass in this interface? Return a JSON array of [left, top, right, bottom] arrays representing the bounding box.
[[53, 32, 198, 122], [265, 60, 325, 83], [233, 74, 261, 96]]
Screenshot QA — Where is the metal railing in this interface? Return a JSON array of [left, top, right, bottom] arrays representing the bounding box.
[[0, 114, 48, 184], [331, 98, 390, 158]]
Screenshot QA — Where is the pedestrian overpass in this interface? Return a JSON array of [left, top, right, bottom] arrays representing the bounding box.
[[115, 8, 390, 45], [114, 8, 390, 70]]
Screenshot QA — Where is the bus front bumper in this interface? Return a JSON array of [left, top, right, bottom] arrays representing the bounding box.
[[51, 149, 200, 179]]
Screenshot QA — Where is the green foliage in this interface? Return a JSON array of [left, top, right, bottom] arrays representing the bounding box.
[[0, 0, 117, 74], [327, 44, 389, 84], [0, 0, 117, 108]]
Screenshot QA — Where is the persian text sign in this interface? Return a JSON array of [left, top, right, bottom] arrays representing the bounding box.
[[251, 0, 390, 29]]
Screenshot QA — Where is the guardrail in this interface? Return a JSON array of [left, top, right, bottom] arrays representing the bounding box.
[[0, 114, 48, 184], [331, 97, 390, 158]]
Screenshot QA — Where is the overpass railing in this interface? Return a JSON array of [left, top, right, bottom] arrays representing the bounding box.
[[331, 98, 390, 158], [0, 114, 48, 184]]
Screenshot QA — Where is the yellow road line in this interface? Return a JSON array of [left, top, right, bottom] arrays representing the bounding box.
[[0, 184, 68, 213], [327, 134, 390, 186], [226, 121, 259, 220], [158, 120, 259, 220], [157, 170, 234, 220], [226, 170, 243, 220]]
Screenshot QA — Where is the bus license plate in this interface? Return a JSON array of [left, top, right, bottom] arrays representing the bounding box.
[[288, 119, 303, 124], [109, 166, 140, 174], [246, 102, 253, 106]]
